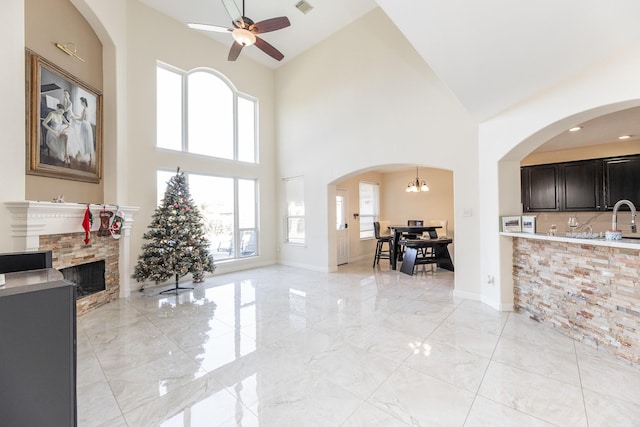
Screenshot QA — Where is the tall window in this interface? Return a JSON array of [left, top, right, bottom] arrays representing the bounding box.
[[285, 177, 305, 245], [156, 63, 257, 163], [359, 181, 380, 239], [158, 171, 258, 261]]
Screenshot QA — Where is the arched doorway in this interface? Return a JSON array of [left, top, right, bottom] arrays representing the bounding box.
[[330, 164, 455, 269], [489, 101, 640, 310]]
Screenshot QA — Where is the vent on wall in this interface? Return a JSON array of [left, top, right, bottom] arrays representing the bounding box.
[[295, 0, 314, 14]]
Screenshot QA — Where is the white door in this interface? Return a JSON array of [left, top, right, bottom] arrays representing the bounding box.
[[336, 190, 349, 265]]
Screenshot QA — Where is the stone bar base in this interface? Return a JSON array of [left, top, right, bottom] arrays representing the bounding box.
[[513, 237, 640, 364]]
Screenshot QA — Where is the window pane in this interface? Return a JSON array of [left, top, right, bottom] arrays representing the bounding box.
[[189, 174, 235, 261], [287, 218, 305, 244], [360, 217, 374, 239], [156, 67, 182, 150], [238, 179, 255, 229], [359, 182, 379, 239], [285, 179, 305, 215], [336, 196, 344, 230], [187, 71, 233, 159], [285, 178, 305, 244], [238, 96, 256, 163], [239, 229, 257, 256], [359, 182, 378, 216]]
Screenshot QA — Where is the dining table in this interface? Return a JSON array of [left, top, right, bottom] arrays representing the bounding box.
[[388, 225, 454, 271]]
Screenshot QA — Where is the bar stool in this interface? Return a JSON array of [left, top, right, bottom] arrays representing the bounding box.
[[372, 221, 392, 267]]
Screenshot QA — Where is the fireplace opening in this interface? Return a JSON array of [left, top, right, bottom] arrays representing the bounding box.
[[60, 260, 106, 300]]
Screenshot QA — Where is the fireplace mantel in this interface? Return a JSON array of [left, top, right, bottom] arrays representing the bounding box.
[[5, 201, 139, 298]]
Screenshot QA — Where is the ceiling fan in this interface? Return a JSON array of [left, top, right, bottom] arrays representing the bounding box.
[[188, 0, 291, 61]]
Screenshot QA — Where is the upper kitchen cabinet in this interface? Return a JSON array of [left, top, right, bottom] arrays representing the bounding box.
[[562, 160, 602, 211], [522, 164, 560, 211], [522, 159, 602, 212], [604, 155, 640, 209]]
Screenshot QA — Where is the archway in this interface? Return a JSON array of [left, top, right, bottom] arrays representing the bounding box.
[[491, 100, 640, 310], [328, 164, 455, 271]]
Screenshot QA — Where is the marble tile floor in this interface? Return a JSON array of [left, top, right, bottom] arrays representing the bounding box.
[[76, 260, 640, 426]]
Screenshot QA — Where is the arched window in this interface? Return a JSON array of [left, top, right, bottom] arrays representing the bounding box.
[[156, 63, 257, 163], [155, 62, 259, 261]]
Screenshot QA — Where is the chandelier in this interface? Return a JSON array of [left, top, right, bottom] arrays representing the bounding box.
[[405, 166, 429, 193]]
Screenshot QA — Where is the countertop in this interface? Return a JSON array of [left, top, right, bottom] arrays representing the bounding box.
[[500, 232, 640, 250]]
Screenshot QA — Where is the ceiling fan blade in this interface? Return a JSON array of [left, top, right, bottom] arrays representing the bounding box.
[[187, 23, 231, 33], [254, 36, 284, 61], [250, 16, 291, 34], [221, 0, 245, 28], [228, 41, 244, 61]]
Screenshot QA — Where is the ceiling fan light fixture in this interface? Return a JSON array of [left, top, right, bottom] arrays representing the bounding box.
[[232, 28, 256, 46]]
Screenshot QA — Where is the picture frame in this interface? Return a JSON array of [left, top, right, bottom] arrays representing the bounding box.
[[521, 215, 536, 234], [26, 50, 102, 183], [501, 215, 522, 232]]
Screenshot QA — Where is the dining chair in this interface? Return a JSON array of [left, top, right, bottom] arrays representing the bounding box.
[[405, 219, 423, 239], [372, 221, 392, 267]]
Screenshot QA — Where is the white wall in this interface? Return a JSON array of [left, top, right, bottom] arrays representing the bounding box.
[[275, 8, 480, 297], [71, 0, 129, 207], [0, 0, 26, 252], [479, 43, 640, 310]]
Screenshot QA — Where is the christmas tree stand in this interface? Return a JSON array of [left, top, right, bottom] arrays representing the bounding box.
[[160, 274, 194, 294]]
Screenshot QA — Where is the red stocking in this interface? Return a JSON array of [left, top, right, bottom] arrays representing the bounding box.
[[82, 205, 92, 244]]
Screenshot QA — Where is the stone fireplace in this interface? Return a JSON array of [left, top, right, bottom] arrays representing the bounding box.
[[6, 201, 138, 315]]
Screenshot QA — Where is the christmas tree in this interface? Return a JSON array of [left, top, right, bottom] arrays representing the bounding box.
[[135, 168, 215, 292]]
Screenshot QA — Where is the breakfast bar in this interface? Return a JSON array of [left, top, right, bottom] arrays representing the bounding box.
[[502, 231, 640, 364]]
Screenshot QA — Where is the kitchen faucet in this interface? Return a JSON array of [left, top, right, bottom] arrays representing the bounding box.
[[611, 199, 637, 233]]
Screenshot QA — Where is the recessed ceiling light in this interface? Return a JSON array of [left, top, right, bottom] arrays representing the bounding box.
[[618, 135, 632, 140], [569, 126, 582, 132]]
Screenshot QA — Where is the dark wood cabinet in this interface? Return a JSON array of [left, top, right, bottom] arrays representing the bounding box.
[[522, 158, 605, 212], [522, 164, 560, 211], [561, 160, 602, 211], [604, 156, 640, 209]]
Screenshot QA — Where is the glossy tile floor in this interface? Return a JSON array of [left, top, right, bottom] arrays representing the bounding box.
[[77, 260, 640, 426]]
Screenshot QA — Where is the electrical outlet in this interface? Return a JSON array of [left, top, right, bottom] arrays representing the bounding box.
[[487, 275, 494, 285]]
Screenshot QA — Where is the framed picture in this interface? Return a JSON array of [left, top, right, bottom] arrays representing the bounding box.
[[26, 50, 102, 183], [521, 215, 536, 234], [501, 215, 522, 232]]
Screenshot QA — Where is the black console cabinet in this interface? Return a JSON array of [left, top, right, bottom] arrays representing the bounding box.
[[0, 273, 77, 426]]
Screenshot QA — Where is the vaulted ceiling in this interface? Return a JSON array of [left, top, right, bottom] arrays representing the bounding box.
[[140, 0, 640, 142]]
